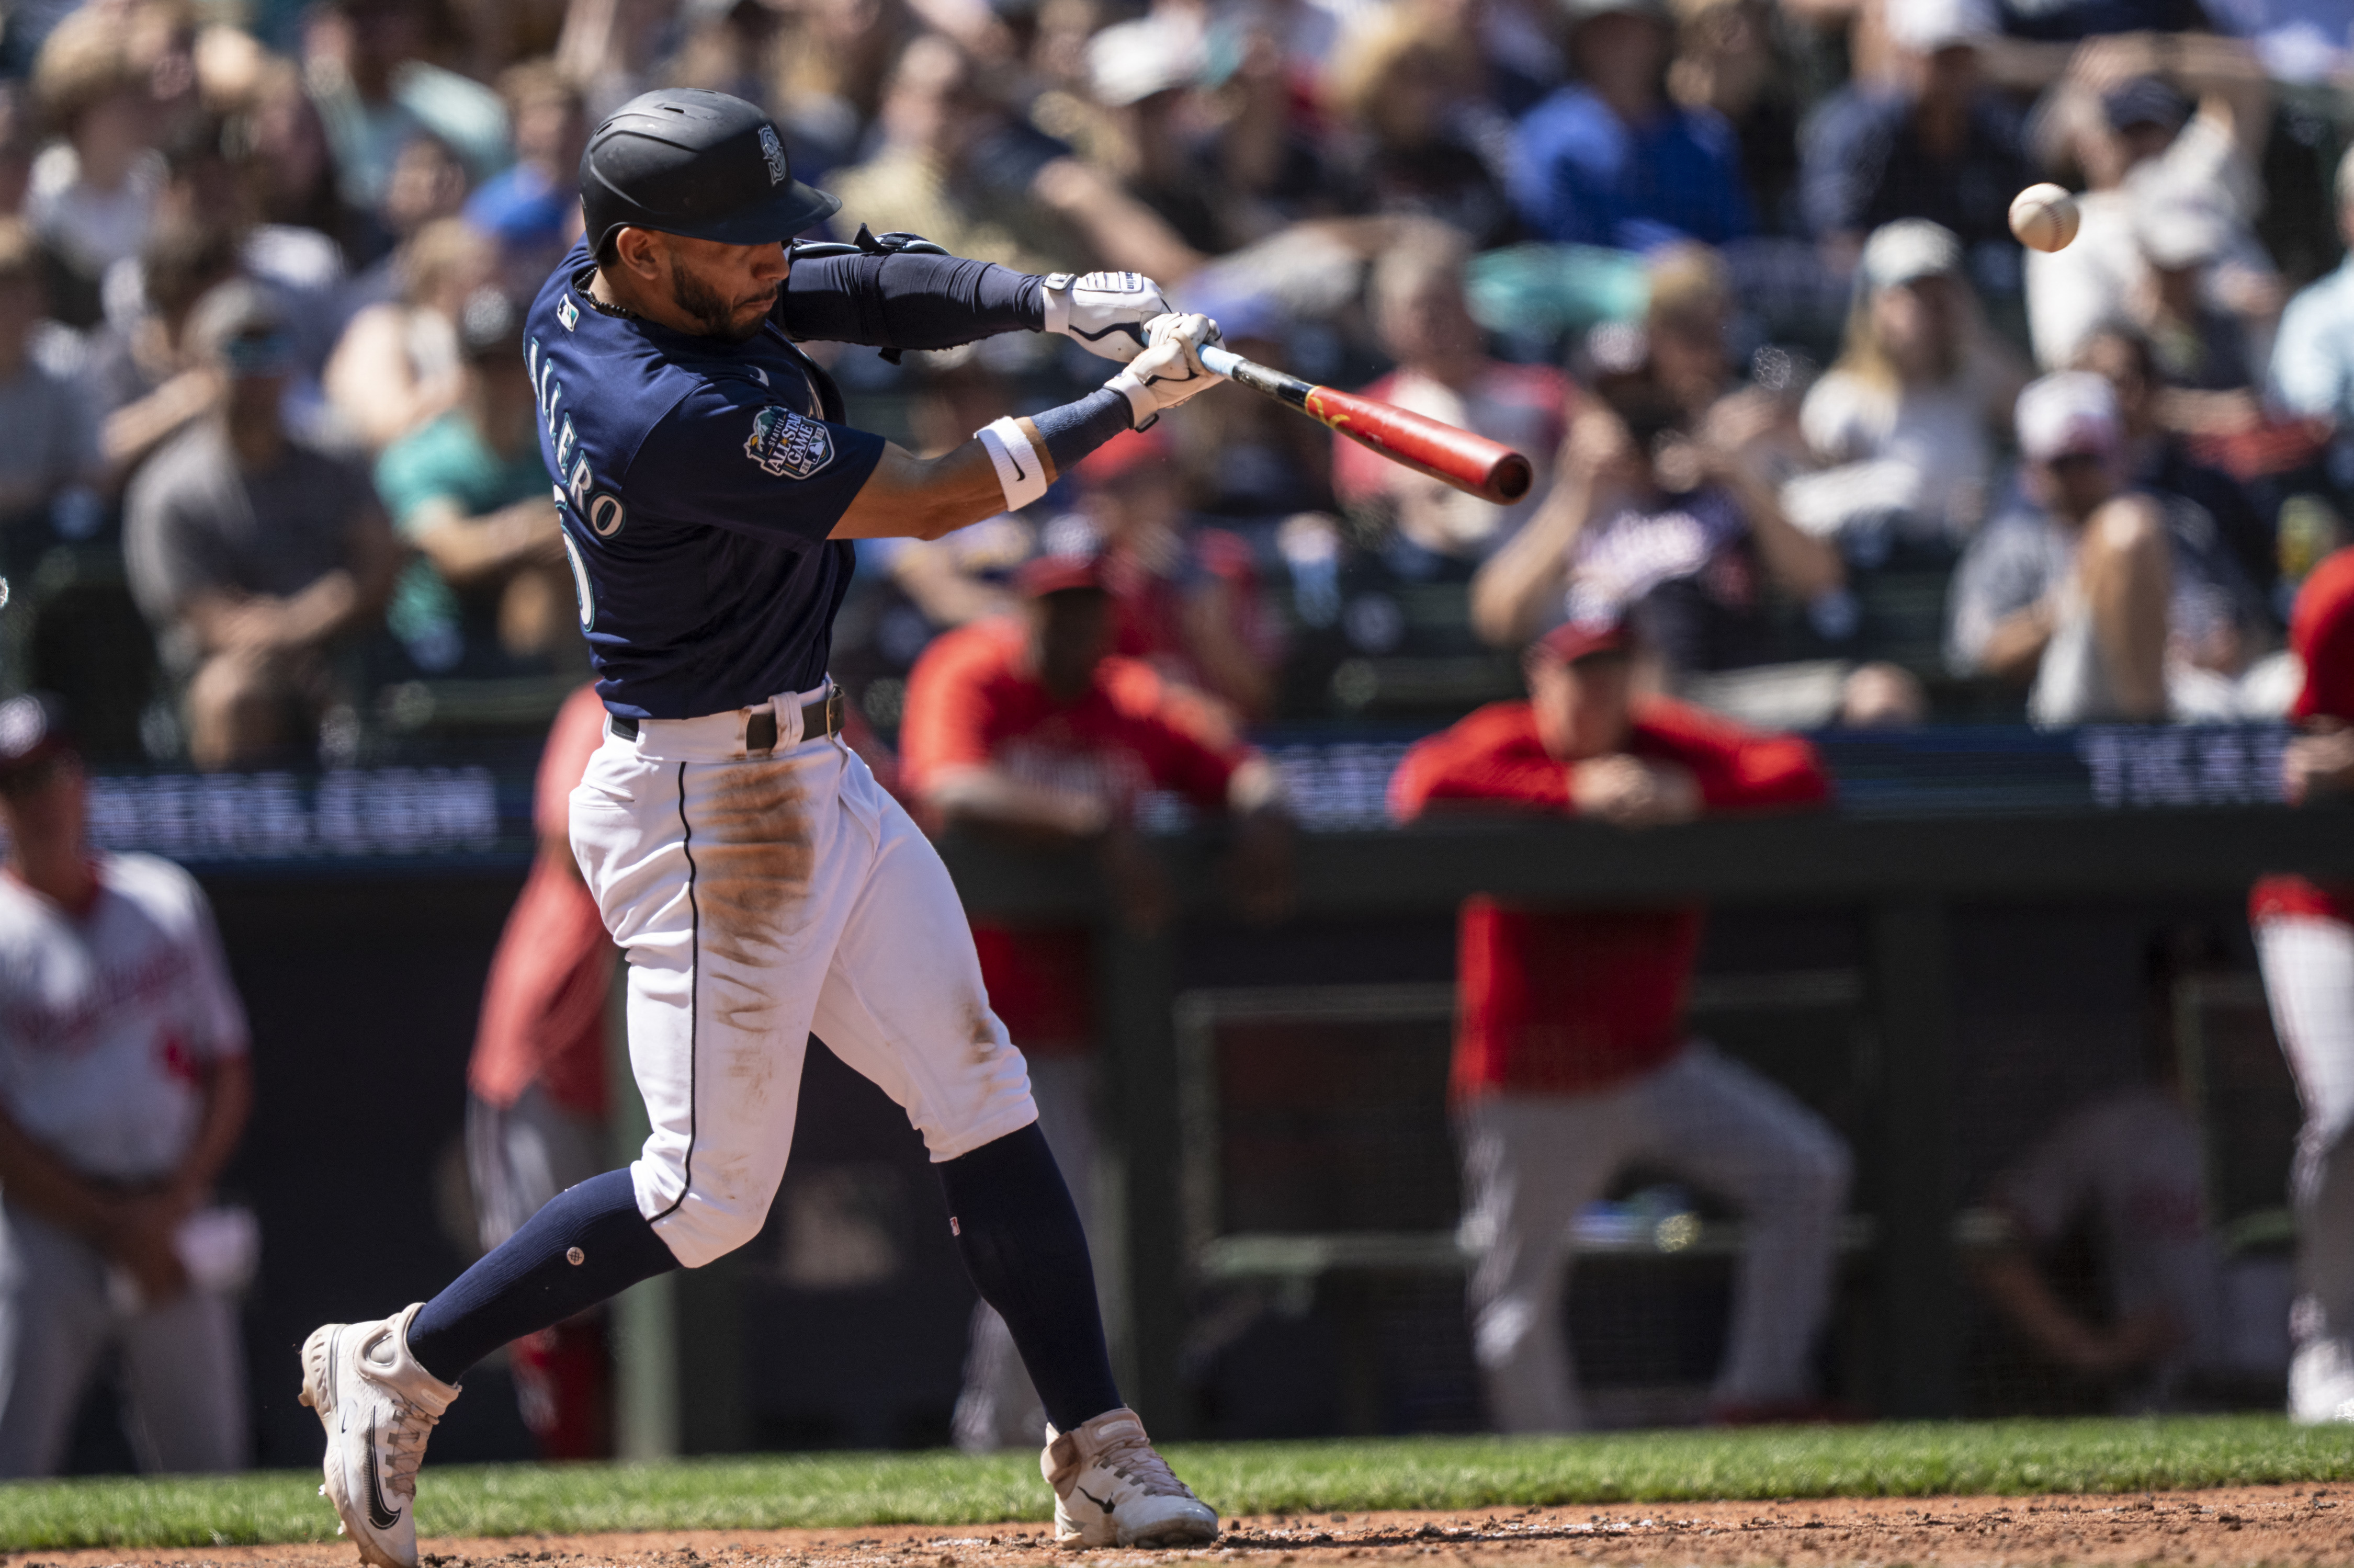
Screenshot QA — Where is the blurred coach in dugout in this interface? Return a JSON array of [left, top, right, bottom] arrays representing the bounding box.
[[1389, 620, 1850, 1431], [899, 555, 1291, 1450], [0, 696, 253, 1475], [466, 682, 618, 1458]]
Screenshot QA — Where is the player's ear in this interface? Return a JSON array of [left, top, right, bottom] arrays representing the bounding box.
[[612, 226, 663, 282]]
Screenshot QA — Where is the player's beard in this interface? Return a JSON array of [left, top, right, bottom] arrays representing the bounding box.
[[669, 264, 774, 343]]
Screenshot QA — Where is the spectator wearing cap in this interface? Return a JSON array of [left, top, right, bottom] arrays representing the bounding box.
[[373, 286, 572, 677], [1507, 0, 1754, 252], [899, 556, 1291, 1450], [0, 694, 255, 1476], [2269, 146, 2354, 433], [2025, 41, 2280, 371], [1335, 228, 1570, 562], [1946, 370, 2268, 722], [1059, 429, 1279, 723], [1389, 620, 1848, 1431], [123, 282, 399, 769], [324, 215, 495, 452], [0, 218, 101, 574], [2125, 185, 2262, 405], [1783, 218, 2027, 550], [1796, 0, 2031, 292]]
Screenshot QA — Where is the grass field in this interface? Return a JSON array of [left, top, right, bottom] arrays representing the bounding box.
[[5, 1415, 2354, 1551]]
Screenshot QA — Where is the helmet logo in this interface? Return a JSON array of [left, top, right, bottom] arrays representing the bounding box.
[[758, 126, 788, 186]]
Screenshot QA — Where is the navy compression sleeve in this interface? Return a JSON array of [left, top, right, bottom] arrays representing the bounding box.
[[1033, 388, 1135, 470], [779, 252, 1044, 350]]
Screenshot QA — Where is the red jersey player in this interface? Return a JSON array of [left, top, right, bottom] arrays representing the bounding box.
[[465, 682, 619, 1458], [900, 556, 1289, 1449], [1389, 618, 1850, 1430], [2250, 544, 2354, 1425]]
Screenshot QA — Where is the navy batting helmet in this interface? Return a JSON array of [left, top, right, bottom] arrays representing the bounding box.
[[580, 89, 840, 261]]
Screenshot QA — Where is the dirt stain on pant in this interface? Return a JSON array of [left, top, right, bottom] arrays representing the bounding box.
[[692, 762, 817, 1053]]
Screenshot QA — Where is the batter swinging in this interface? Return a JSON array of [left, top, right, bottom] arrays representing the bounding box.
[[298, 88, 1225, 1566]]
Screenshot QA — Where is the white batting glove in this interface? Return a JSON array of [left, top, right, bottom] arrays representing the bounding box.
[[1042, 271, 1173, 362], [1106, 312, 1226, 428]]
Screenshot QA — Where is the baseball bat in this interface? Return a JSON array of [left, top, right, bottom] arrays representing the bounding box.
[[1198, 344, 1534, 507]]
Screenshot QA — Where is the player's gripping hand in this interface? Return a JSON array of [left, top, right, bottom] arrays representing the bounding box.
[[1105, 312, 1225, 429], [1042, 272, 1173, 362]]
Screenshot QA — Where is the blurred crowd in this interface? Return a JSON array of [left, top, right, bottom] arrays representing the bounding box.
[[0, 0, 2349, 768]]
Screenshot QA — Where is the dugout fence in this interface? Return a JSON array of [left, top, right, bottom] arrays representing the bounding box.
[[67, 762, 2354, 1466]]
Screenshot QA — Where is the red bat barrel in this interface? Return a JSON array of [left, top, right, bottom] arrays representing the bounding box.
[[1200, 345, 1535, 506], [1304, 386, 1535, 506]]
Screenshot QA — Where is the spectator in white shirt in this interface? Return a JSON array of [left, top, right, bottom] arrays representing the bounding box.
[[1784, 219, 2026, 553]]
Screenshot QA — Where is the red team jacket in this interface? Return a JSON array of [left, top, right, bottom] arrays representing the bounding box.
[[900, 618, 1255, 1054], [2251, 546, 2354, 926], [1390, 697, 1830, 1098], [467, 683, 617, 1117]]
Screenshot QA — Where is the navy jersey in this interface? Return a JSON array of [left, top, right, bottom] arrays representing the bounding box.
[[529, 242, 887, 719]]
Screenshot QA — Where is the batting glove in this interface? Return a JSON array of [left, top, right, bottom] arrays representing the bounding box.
[[1043, 272, 1173, 362], [1105, 313, 1226, 428]]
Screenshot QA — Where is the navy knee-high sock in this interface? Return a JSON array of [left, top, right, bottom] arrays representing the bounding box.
[[408, 1169, 679, 1384], [939, 1122, 1123, 1431]]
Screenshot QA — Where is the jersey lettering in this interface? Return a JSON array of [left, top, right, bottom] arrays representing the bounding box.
[[556, 415, 578, 470], [587, 493, 627, 538], [745, 407, 833, 480], [562, 529, 595, 629], [565, 454, 595, 511]]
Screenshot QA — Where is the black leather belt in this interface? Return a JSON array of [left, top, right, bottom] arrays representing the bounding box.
[[610, 687, 843, 754]]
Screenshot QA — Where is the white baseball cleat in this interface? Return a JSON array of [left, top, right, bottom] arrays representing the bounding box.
[[1042, 1407, 1219, 1548], [299, 1303, 461, 1568], [2290, 1337, 2354, 1424]]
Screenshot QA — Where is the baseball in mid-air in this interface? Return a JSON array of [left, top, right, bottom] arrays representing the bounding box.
[[2009, 183, 2081, 253]]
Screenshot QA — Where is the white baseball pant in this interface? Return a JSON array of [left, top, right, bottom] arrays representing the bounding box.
[[1456, 1043, 1851, 1431], [2255, 913, 2354, 1418], [0, 1201, 247, 1476], [570, 687, 1038, 1270]]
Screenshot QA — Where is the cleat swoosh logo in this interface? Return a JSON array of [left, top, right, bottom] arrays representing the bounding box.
[[1078, 1486, 1115, 1514], [363, 1419, 402, 1531]]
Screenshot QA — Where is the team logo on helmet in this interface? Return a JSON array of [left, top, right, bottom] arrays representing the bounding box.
[[745, 406, 832, 480], [758, 125, 788, 186]]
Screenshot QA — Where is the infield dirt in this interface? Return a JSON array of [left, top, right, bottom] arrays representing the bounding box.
[[12, 1484, 2354, 1568]]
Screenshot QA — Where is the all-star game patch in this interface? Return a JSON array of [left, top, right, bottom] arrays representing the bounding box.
[[745, 406, 834, 480]]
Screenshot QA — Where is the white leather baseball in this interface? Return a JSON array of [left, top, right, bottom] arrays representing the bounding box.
[[2009, 183, 2081, 254]]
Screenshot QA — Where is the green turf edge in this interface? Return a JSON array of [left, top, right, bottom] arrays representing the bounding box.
[[4, 1416, 2352, 1551]]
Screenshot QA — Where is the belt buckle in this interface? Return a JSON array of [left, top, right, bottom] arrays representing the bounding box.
[[824, 684, 845, 740]]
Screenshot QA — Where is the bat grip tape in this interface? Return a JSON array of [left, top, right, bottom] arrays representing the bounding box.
[[974, 417, 1050, 511]]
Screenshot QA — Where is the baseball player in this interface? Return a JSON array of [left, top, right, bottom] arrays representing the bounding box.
[[0, 695, 254, 1475], [2252, 543, 2354, 1424], [299, 88, 1226, 1566], [1389, 620, 1850, 1430]]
